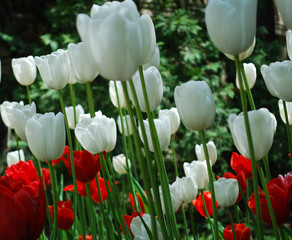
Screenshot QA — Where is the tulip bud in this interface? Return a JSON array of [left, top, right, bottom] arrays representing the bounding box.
[[130, 214, 163, 240], [228, 108, 275, 161], [117, 115, 135, 136], [274, 0, 292, 29], [205, 0, 257, 55], [278, 99, 292, 125], [77, 0, 156, 81], [7, 149, 25, 167], [65, 105, 84, 129], [25, 112, 66, 162], [67, 42, 99, 84], [172, 176, 198, 203], [75, 115, 116, 154], [109, 80, 126, 108], [11, 56, 36, 86], [129, 66, 163, 112], [286, 30, 292, 60], [183, 160, 209, 189], [79, 110, 103, 122], [225, 38, 256, 61], [159, 107, 180, 135], [35, 50, 70, 90], [11, 102, 37, 140], [261, 61, 292, 102], [214, 178, 239, 207], [0, 101, 24, 129], [138, 117, 171, 152], [195, 141, 217, 166], [174, 80, 216, 131], [112, 153, 131, 175], [143, 43, 160, 70], [235, 63, 257, 91]]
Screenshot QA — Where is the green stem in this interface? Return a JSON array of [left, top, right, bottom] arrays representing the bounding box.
[[263, 156, 271, 182], [85, 184, 97, 240], [57, 90, 80, 238], [13, 130, 21, 160], [234, 55, 263, 240], [171, 136, 178, 177], [26, 85, 32, 104], [189, 203, 197, 240], [257, 162, 280, 240], [48, 161, 58, 240], [85, 82, 95, 117], [181, 203, 189, 240], [199, 130, 219, 240], [122, 81, 164, 240], [69, 84, 77, 126], [227, 207, 237, 240], [239, 62, 255, 110], [138, 66, 180, 239]]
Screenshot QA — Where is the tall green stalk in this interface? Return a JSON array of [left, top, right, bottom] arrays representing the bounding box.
[[138, 67, 180, 239], [26, 85, 32, 104], [199, 130, 219, 240], [234, 55, 263, 240], [282, 100, 292, 169]]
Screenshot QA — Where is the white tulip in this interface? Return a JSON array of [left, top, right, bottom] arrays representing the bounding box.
[[183, 160, 209, 189], [159, 107, 180, 135], [228, 108, 275, 161], [235, 63, 257, 91], [143, 43, 160, 70], [195, 141, 217, 166], [278, 99, 292, 125], [172, 176, 198, 203], [65, 104, 85, 129], [274, 0, 292, 29], [0, 101, 24, 129], [117, 115, 135, 136], [286, 30, 292, 60], [214, 178, 239, 207], [109, 80, 126, 108], [138, 117, 171, 152], [11, 102, 37, 140], [225, 38, 256, 61], [79, 110, 103, 122], [7, 149, 25, 167], [11, 56, 36, 86]]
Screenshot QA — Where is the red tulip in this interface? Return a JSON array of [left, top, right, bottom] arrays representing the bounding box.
[[49, 199, 74, 231], [62, 149, 103, 183], [230, 152, 252, 180], [0, 175, 46, 240], [220, 171, 247, 203], [78, 235, 93, 240], [129, 192, 145, 213], [123, 212, 144, 237], [192, 191, 217, 218], [248, 173, 291, 226], [223, 223, 251, 240], [5, 159, 50, 188], [64, 176, 110, 203]]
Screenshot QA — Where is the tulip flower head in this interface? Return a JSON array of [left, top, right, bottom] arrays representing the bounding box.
[[195, 141, 217, 166], [65, 104, 85, 129], [109, 80, 127, 108], [274, 0, 292, 29], [79, 110, 103, 122], [49, 199, 74, 231], [278, 99, 292, 125], [192, 191, 217, 218], [77, 0, 156, 81], [286, 30, 292, 60], [11, 102, 37, 140], [205, 0, 257, 55], [261, 61, 292, 102], [159, 107, 180, 135], [228, 108, 275, 161], [225, 37, 256, 61], [230, 152, 252, 180], [11, 55, 37, 86], [6, 149, 25, 167], [112, 153, 131, 175], [75, 115, 117, 154], [117, 115, 135, 136], [143, 43, 160, 70], [174, 80, 216, 131], [223, 223, 251, 240], [172, 176, 198, 203], [67, 42, 99, 83], [35, 50, 71, 90], [138, 117, 171, 152], [183, 160, 209, 189], [130, 214, 163, 240], [235, 63, 257, 91], [214, 178, 239, 207], [129, 66, 163, 112], [0, 100, 24, 129], [25, 112, 66, 162]]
